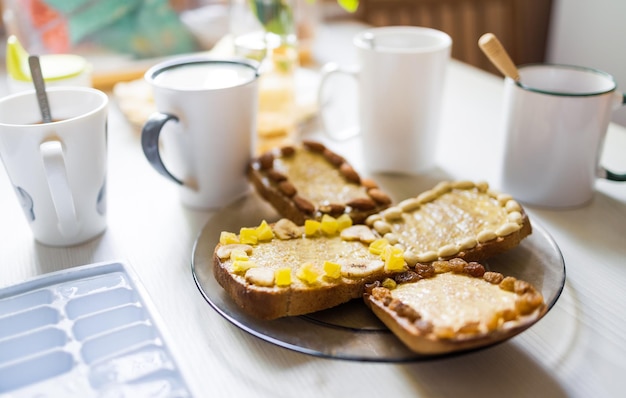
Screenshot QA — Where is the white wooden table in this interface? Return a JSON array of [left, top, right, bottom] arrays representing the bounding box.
[[1, 21, 625, 397]]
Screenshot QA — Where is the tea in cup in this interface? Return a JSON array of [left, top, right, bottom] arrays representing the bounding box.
[[0, 87, 108, 246]]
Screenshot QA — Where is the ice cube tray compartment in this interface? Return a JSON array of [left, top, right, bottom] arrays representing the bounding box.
[[0, 261, 192, 397]]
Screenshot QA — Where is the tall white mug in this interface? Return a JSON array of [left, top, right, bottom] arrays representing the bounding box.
[[500, 64, 626, 208], [141, 56, 259, 209], [318, 26, 452, 174], [0, 87, 109, 246]]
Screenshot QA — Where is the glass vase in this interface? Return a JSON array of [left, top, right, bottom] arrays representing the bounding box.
[[230, 0, 299, 154]]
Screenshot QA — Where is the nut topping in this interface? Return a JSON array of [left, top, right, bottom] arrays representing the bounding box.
[[266, 169, 287, 182], [368, 188, 392, 205], [347, 197, 377, 211], [302, 140, 325, 152], [293, 195, 315, 214], [323, 148, 345, 167], [339, 163, 361, 183], [258, 152, 274, 170], [278, 181, 297, 197]]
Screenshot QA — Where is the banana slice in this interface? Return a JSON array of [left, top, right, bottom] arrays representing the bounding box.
[[340, 225, 377, 243], [340, 259, 385, 278], [216, 244, 253, 260], [245, 267, 275, 287], [273, 219, 303, 240]]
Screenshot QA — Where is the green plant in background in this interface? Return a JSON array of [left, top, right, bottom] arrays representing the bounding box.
[[250, 0, 295, 35], [250, 0, 359, 36]]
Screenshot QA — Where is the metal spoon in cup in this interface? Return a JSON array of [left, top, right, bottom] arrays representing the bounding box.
[[478, 33, 520, 82], [28, 55, 53, 123]]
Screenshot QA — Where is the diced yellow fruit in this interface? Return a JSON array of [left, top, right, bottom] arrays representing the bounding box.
[[232, 260, 257, 274], [239, 227, 258, 245], [323, 261, 341, 279], [219, 231, 239, 245], [369, 238, 390, 255], [381, 278, 397, 290], [275, 268, 292, 286], [383, 246, 406, 271], [336, 214, 353, 231], [297, 262, 320, 284], [304, 219, 321, 236], [230, 248, 249, 262], [320, 214, 338, 235], [256, 220, 274, 241]]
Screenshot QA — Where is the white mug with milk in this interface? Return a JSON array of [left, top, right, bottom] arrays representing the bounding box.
[[141, 56, 259, 209]]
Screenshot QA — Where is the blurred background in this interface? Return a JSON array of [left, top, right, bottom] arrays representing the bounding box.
[[1, 0, 624, 125]]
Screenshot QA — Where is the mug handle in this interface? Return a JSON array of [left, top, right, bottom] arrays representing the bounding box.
[[40, 140, 80, 237], [141, 112, 183, 185], [601, 92, 626, 182], [317, 62, 360, 141]]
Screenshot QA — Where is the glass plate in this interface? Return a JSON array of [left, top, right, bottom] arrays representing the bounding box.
[[191, 194, 566, 362]]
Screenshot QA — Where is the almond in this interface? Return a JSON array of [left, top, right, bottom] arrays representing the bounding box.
[[361, 178, 379, 189], [323, 149, 345, 167], [302, 140, 325, 152], [258, 152, 274, 170], [339, 163, 360, 183], [266, 169, 287, 182], [319, 203, 346, 215], [280, 145, 296, 157], [347, 197, 377, 211], [293, 195, 315, 214], [368, 188, 392, 205], [278, 181, 297, 197]]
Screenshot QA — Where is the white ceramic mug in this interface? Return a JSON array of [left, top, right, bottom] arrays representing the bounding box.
[[141, 56, 259, 209], [500, 64, 626, 208], [0, 87, 108, 246], [318, 26, 452, 174]]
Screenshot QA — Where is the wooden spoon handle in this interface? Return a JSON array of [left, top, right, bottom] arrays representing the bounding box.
[[478, 33, 520, 81]]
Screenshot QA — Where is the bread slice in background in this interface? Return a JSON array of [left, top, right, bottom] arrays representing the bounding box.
[[248, 141, 392, 225]]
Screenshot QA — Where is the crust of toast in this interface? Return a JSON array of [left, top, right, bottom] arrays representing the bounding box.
[[364, 259, 547, 355], [248, 140, 392, 225]]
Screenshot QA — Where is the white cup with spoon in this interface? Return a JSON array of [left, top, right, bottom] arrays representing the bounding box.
[[0, 56, 109, 246], [480, 33, 626, 208]]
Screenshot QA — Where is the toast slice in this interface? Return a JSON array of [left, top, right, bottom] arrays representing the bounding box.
[[248, 140, 392, 225], [365, 180, 532, 265], [213, 217, 407, 320], [364, 259, 546, 355]]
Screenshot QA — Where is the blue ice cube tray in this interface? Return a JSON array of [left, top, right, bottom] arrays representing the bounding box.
[[0, 261, 193, 397]]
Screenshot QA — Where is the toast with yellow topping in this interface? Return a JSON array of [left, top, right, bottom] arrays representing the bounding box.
[[364, 259, 546, 355], [212, 180, 533, 321], [213, 215, 408, 319], [248, 141, 392, 225]]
